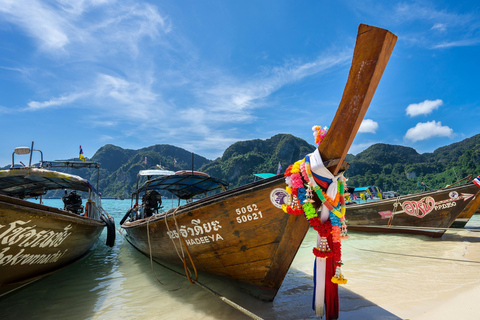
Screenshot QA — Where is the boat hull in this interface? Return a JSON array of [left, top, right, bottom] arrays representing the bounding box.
[[450, 189, 480, 228], [345, 183, 479, 237], [122, 175, 309, 301], [0, 194, 105, 297]]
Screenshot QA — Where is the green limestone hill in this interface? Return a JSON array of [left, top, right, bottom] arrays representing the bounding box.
[[345, 134, 480, 194], [90, 144, 212, 198], [199, 134, 315, 188], [4, 133, 479, 198], [88, 134, 315, 197]]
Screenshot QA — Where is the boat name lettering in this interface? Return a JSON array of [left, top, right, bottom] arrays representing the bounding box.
[[434, 192, 474, 208], [236, 204, 258, 215], [0, 247, 68, 266], [435, 201, 456, 211], [402, 196, 435, 218], [166, 219, 222, 239], [236, 212, 263, 224], [184, 234, 224, 246], [0, 220, 73, 248]]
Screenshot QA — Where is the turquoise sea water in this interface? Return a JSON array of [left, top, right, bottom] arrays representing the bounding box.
[[2, 199, 480, 319]]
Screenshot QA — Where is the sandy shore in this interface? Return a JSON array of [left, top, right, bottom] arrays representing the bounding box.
[[335, 224, 480, 320], [412, 282, 480, 320]]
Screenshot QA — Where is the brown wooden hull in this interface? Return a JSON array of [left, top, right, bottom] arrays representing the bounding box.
[[122, 23, 397, 302], [345, 183, 480, 237], [0, 194, 105, 297], [122, 175, 310, 301], [450, 189, 480, 228]]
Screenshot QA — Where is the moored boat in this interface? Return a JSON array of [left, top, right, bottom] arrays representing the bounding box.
[[448, 175, 480, 228], [120, 23, 397, 301], [345, 181, 480, 237], [0, 143, 115, 297]]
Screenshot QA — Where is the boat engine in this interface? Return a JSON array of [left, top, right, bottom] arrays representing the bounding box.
[[142, 190, 162, 217], [62, 190, 84, 214]]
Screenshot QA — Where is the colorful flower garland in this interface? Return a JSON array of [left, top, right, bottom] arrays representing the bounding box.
[[282, 128, 348, 285]]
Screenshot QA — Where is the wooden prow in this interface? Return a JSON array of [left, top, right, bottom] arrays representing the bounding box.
[[319, 24, 397, 175]]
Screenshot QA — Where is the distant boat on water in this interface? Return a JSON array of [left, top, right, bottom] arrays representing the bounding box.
[[448, 175, 480, 228], [0, 143, 115, 297], [345, 181, 480, 237]]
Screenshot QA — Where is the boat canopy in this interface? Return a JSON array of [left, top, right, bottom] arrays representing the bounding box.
[[254, 173, 276, 179], [40, 160, 100, 169], [137, 173, 229, 199], [138, 169, 176, 176], [0, 167, 98, 199], [354, 186, 374, 192]]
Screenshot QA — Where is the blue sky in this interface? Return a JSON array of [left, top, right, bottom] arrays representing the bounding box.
[[1, 0, 479, 167]]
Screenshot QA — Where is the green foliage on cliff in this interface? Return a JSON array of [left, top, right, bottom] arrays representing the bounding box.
[[199, 134, 315, 188], [345, 134, 480, 194], [7, 133, 479, 198]]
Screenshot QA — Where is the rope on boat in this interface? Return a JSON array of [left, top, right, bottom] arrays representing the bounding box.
[[162, 207, 198, 283], [140, 212, 264, 320], [352, 246, 480, 264], [387, 197, 401, 227]]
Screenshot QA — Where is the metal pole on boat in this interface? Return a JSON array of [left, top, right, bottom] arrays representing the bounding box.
[[191, 152, 194, 174], [96, 165, 100, 191], [29, 141, 34, 167]]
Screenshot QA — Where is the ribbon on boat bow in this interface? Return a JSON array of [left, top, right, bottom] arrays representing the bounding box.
[[310, 148, 345, 318], [283, 147, 347, 319]]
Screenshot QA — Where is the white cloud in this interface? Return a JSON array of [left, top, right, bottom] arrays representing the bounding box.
[[0, 106, 13, 114], [0, 0, 170, 55], [432, 38, 480, 49], [98, 134, 114, 142], [358, 119, 378, 133], [26, 92, 85, 110], [195, 51, 351, 118], [93, 73, 161, 120], [431, 23, 446, 32], [386, 3, 480, 50], [0, 0, 71, 52], [406, 99, 443, 117], [392, 3, 471, 26], [404, 120, 453, 142]]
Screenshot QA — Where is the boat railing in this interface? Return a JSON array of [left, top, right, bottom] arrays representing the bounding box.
[[11, 143, 43, 168], [445, 174, 473, 188]]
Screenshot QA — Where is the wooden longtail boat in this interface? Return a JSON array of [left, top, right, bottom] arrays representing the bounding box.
[[120, 23, 397, 301], [448, 176, 480, 228], [0, 144, 115, 297], [453, 189, 480, 228], [345, 182, 480, 237]]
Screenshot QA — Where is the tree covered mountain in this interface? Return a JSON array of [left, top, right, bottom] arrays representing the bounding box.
[[4, 133, 479, 198], [90, 134, 316, 197], [345, 134, 480, 194], [89, 132, 479, 197]]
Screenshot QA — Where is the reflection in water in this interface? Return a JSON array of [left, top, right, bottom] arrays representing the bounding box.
[[2, 199, 480, 320]]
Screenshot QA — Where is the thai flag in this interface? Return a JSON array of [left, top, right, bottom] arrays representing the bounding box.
[[79, 145, 86, 161], [277, 162, 282, 175], [474, 175, 480, 187]]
